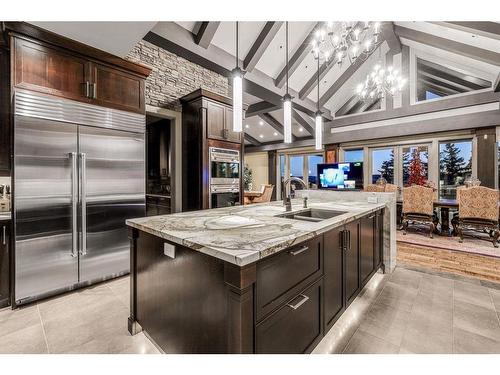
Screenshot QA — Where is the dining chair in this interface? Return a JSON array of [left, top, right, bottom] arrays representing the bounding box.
[[252, 185, 274, 204], [402, 185, 438, 238], [366, 184, 385, 192], [457, 186, 500, 247]]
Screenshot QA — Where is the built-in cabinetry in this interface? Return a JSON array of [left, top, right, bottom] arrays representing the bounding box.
[[0, 220, 10, 308], [181, 89, 244, 211], [129, 208, 384, 354], [0, 46, 10, 175]]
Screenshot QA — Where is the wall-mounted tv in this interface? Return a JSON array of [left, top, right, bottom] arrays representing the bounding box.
[[317, 162, 364, 190]]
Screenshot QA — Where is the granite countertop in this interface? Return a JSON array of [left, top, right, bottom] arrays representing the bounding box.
[[126, 197, 387, 266], [0, 212, 11, 221]]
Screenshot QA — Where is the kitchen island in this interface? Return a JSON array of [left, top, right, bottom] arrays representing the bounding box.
[[126, 190, 396, 353]]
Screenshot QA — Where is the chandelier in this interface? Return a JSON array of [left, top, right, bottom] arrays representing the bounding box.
[[356, 64, 407, 100], [311, 22, 382, 65]]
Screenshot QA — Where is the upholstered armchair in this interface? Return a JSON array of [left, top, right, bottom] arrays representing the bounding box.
[[457, 186, 500, 247], [402, 185, 438, 238], [365, 184, 385, 192], [252, 185, 274, 204], [384, 183, 399, 194]]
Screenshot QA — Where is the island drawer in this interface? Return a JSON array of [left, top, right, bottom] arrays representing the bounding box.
[[255, 236, 323, 321], [255, 278, 323, 354]]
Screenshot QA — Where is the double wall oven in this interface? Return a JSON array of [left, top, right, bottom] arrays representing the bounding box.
[[209, 147, 240, 208]]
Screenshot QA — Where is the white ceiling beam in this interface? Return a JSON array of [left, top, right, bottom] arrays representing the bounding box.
[[430, 22, 500, 41]]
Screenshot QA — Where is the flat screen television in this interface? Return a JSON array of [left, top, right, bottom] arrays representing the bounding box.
[[317, 162, 364, 190]]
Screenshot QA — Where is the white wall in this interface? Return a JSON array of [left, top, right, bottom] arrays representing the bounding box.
[[244, 152, 268, 190]]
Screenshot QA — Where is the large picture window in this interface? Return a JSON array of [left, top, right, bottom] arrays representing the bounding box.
[[277, 152, 324, 198], [343, 149, 364, 163], [402, 145, 429, 187], [371, 148, 394, 184], [439, 140, 472, 199]]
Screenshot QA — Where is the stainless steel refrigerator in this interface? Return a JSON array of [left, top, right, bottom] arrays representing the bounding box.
[[13, 90, 145, 305]]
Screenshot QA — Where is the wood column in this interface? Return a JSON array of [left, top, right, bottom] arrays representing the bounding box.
[[268, 150, 277, 200], [476, 127, 497, 188], [224, 263, 256, 353]]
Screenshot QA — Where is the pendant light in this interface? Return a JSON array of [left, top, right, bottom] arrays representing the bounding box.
[[315, 55, 323, 150], [232, 21, 244, 133], [283, 22, 292, 143]]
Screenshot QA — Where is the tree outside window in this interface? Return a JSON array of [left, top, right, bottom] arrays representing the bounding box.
[[439, 141, 472, 199]]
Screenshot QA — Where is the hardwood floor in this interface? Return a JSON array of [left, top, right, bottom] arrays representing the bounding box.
[[397, 241, 500, 283]]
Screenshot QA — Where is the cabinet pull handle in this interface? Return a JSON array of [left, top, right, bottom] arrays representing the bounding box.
[[348, 230, 351, 251], [286, 294, 309, 310], [2, 225, 5, 245], [92, 82, 97, 99], [84, 81, 90, 98], [289, 245, 308, 256]]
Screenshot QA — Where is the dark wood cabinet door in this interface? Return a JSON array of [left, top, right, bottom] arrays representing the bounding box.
[[0, 48, 10, 175], [256, 278, 323, 354], [206, 101, 225, 140], [13, 37, 90, 102], [345, 220, 360, 305], [360, 214, 376, 285], [224, 108, 241, 143], [323, 227, 344, 330], [0, 221, 10, 308], [91, 63, 145, 113]]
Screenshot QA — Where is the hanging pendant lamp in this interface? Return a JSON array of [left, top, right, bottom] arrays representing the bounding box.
[[283, 22, 292, 143], [232, 21, 243, 132], [315, 55, 323, 150]]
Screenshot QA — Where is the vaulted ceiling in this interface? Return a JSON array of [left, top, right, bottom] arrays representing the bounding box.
[[28, 21, 500, 149]]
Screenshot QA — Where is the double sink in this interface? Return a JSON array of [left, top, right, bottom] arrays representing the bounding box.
[[275, 208, 347, 223]]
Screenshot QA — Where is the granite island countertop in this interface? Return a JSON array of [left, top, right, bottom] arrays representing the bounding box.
[[126, 198, 388, 266]]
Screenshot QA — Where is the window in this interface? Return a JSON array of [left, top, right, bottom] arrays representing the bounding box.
[[278, 153, 325, 197], [402, 145, 429, 187], [307, 154, 324, 188], [439, 140, 472, 199], [344, 149, 364, 163], [371, 148, 394, 184], [416, 58, 491, 102]]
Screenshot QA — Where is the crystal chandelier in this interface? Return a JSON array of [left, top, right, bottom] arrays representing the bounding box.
[[311, 22, 382, 65], [356, 64, 407, 100]]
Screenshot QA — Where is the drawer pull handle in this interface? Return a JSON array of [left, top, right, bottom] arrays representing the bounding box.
[[289, 246, 308, 256], [287, 294, 309, 310]]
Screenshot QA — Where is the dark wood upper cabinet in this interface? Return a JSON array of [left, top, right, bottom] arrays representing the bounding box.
[[7, 23, 151, 115], [90, 63, 145, 113], [13, 37, 91, 103], [206, 101, 225, 140], [224, 108, 242, 143]]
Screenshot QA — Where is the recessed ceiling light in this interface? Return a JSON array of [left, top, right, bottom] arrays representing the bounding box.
[[259, 121, 264, 126], [299, 127, 303, 132], [259, 134, 264, 138], [273, 132, 278, 136], [245, 124, 249, 128]]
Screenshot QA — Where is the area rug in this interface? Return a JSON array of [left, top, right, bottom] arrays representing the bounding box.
[[396, 230, 500, 258]]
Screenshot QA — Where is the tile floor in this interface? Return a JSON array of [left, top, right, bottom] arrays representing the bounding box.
[[2, 265, 500, 354], [0, 277, 159, 354], [313, 266, 500, 354]]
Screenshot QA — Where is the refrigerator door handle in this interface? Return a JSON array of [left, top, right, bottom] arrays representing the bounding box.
[[70, 152, 78, 257], [80, 152, 87, 256]]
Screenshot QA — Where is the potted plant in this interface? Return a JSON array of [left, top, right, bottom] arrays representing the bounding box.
[[243, 165, 253, 191]]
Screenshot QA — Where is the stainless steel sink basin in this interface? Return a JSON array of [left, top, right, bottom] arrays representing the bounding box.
[[276, 208, 348, 222]]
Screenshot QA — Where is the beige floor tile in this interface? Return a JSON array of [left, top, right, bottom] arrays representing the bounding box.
[[376, 281, 418, 312], [0, 305, 41, 338], [453, 327, 500, 354], [343, 329, 400, 354], [453, 300, 500, 341], [454, 280, 495, 310], [389, 267, 423, 290], [0, 323, 48, 354], [489, 288, 500, 312], [357, 302, 410, 347]]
